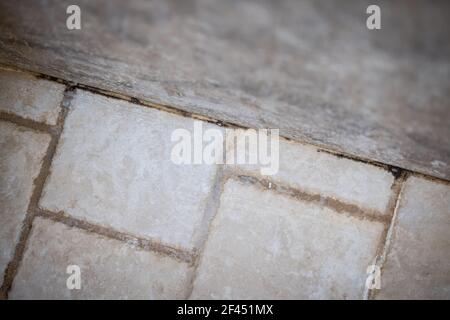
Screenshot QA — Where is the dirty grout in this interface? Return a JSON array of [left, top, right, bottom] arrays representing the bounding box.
[[364, 171, 408, 300], [230, 171, 390, 224], [0, 87, 73, 298], [1, 62, 448, 184], [0, 111, 53, 134], [34, 208, 196, 266], [184, 166, 228, 299]]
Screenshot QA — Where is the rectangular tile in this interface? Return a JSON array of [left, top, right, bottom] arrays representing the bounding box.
[[191, 178, 385, 299], [0, 121, 50, 282], [40, 90, 220, 250], [376, 176, 450, 299], [0, 68, 65, 125], [10, 217, 192, 299]]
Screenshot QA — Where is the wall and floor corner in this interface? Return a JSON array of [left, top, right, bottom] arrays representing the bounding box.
[[0, 0, 449, 300]]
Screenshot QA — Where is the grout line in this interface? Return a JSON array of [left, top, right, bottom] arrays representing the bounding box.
[[75, 85, 242, 130], [363, 171, 408, 300], [1, 63, 449, 184], [384, 172, 407, 218], [34, 209, 195, 266], [408, 170, 450, 187], [184, 166, 227, 299], [0, 87, 73, 299], [232, 172, 390, 224], [316, 148, 403, 176], [0, 111, 54, 133]]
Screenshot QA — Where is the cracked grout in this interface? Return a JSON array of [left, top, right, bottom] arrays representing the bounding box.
[[58, 85, 450, 185], [1, 63, 449, 184], [363, 171, 408, 300]]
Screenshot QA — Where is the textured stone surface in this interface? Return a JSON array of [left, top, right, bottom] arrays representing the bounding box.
[[377, 176, 450, 299], [40, 90, 219, 250], [0, 68, 64, 125], [10, 217, 192, 299], [191, 179, 385, 299], [1, 0, 449, 180], [230, 131, 394, 214], [0, 121, 50, 283]]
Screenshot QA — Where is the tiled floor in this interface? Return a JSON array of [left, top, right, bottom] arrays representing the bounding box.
[[39, 90, 220, 251], [9, 217, 192, 300], [191, 178, 385, 299], [0, 121, 50, 282], [376, 176, 450, 299], [0, 68, 449, 299]]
